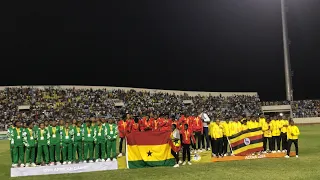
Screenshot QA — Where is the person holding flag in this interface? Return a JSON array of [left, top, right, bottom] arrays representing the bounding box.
[[169, 123, 181, 167], [106, 118, 118, 161], [152, 114, 160, 131], [23, 121, 37, 167], [117, 115, 127, 157], [140, 114, 152, 132], [160, 114, 172, 132], [222, 117, 233, 156], [232, 117, 242, 134], [128, 116, 140, 133]]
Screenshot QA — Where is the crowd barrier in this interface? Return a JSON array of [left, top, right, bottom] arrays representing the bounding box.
[[293, 117, 320, 124]]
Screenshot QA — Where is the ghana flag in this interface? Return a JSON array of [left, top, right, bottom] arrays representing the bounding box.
[[126, 131, 175, 169], [229, 127, 263, 156]]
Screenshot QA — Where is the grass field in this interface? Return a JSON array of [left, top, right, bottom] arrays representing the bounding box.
[[2, 125, 320, 180]]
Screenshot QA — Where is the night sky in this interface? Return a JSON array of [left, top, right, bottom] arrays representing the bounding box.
[[1, 0, 320, 101]]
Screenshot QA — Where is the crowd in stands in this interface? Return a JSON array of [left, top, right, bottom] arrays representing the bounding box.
[[0, 87, 319, 130], [261, 100, 320, 118]]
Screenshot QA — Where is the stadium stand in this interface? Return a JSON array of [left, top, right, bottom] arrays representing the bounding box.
[[0, 86, 318, 130]]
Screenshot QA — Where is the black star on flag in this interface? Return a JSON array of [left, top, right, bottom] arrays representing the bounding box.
[[147, 150, 152, 157]]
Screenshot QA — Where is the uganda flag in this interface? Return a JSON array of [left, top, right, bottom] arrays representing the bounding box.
[[126, 131, 175, 169], [229, 127, 263, 156]]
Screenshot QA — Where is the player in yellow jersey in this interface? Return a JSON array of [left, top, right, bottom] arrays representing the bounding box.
[[222, 117, 233, 156], [246, 116, 253, 129], [241, 119, 249, 131], [248, 116, 260, 129], [262, 118, 272, 153], [259, 115, 266, 127], [209, 120, 223, 157], [280, 117, 289, 152], [232, 117, 242, 134], [285, 119, 300, 158], [270, 116, 281, 153]]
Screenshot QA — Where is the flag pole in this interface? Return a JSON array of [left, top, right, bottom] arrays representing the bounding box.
[[125, 137, 129, 169], [226, 136, 234, 155]]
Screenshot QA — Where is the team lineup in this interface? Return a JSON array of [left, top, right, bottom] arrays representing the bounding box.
[[8, 112, 300, 168]]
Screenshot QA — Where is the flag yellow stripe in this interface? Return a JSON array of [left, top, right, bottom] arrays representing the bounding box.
[[229, 131, 263, 144], [128, 144, 174, 161], [233, 142, 263, 154]]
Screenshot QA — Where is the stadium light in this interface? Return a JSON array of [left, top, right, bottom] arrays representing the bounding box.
[[281, 0, 293, 102]]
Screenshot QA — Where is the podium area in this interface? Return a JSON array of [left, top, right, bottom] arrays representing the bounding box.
[[11, 161, 118, 177], [212, 152, 296, 162]]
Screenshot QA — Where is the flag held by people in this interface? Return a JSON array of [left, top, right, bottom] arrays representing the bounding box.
[[126, 131, 175, 169], [229, 127, 263, 156]]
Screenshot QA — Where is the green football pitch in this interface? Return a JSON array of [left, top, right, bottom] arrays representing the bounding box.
[[2, 125, 320, 180]]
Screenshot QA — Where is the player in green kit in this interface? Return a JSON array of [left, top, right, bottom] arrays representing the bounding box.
[[36, 122, 50, 166], [48, 120, 61, 165], [61, 121, 74, 165], [11, 121, 24, 167], [73, 121, 83, 163], [7, 122, 14, 165], [83, 120, 95, 163], [21, 121, 28, 165], [106, 118, 118, 161], [101, 118, 108, 158], [32, 121, 39, 164], [94, 119, 107, 162], [23, 121, 37, 167]]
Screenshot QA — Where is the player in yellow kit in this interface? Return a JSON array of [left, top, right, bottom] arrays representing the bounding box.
[[222, 117, 233, 156], [280, 117, 289, 152], [270, 117, 281, 153], [259, 115, 266, 127], [209, 120, 223, 157], [285, 120, 300, 158], [262, 118, 272, 153], [232, 117, 242, 135], [249, 116, 260, 129]]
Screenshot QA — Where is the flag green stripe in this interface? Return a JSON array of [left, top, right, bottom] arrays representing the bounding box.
[[128, 158, 176, 169]]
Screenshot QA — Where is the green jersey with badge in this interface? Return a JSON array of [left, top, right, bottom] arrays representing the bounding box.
[[73, 126, 83, 142], [48, 126, 61, 145], [23, 128, 36, 147], [61, 127, 74, 144], [94, 125, 107, 142], [105, 123, 118, 140], [83, 126, 95, 142], [36, 128, 50, 145]]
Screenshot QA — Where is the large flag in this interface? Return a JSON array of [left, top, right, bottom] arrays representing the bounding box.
[[126, 131, 175, 169], [229, 127, 263, 156]]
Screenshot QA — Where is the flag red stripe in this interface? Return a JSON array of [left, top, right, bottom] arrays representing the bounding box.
[[236, 147, 264, 156], [126, 131, 170, 145], [231, 135, 263, 148]]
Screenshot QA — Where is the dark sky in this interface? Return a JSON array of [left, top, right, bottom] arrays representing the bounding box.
[[1, 0, 320, 101]]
